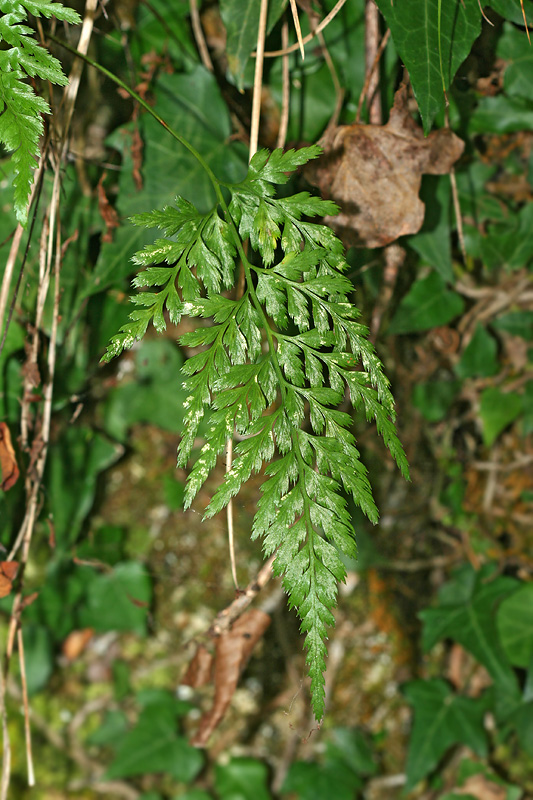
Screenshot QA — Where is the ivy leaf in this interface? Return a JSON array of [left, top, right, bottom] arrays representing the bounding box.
[[375, 0, 481, 132], [105, 702, 203, 782], [479, 387, 523, 447], [420, 564, 519, 695], [81, 562, 151, 636], [403, 679, 489, 791], [215, 757, 272, 800], [388, 271, 465, 334], [220, 0, 287, 91], [496, 584, 533, 669], [455, 324, 499, 379]]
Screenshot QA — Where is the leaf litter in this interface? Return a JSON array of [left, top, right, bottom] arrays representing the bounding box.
[[306, 85, 464, 248], [182, 608, 271, 747]]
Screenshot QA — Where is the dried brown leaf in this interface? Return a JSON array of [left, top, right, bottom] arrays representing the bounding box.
[[0, 422, 20, 492], [306, 85, 464, 248], [62, 628, 94, 661], [191, 609, 270, 747], [455, 774, 506, 800], [0, 561, 19, 598], [181, 643, 214, 688]]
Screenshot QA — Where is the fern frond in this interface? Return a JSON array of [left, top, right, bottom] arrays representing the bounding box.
[[105, 146, 409, 719], [0, 0, 81, 224]]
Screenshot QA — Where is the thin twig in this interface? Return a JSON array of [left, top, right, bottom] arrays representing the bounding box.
[[356, 28, 390, 123], [189, 0, 214, 72], [0, 158, 45, 352], [224, 0, 269, 591], [276, 18, 290, 149], [449, 169, 466, 262], [17, 629, 34, 787], [225, 438, 239, 590], [210, 553, 276, 636], [444, 105, 466, 263], [249, 0, 269, 158], [6, 679, 140, 799], [20, 217, 49, 450], [289, 0, 305, 59], [370, 243, 404, 342], [0, 670, 10, 800], [0, 166, 46, 360], [376, 554, 460, 572], [308, 5, 344, 133], [364, 0, 382, 124], [259, 0, 347, 57], [473, 454, 533, 472]]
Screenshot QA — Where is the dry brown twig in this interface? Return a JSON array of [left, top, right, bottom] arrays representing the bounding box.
[[210, 553, 277, 637], [258, 0, 347, 57], [189, 0, 214, 71], [356, 28, 390, 123], [224, 0, 270, 592], [307, 4, 344, 134], [289, 0, 305, 59], [276, 17, 291, 149], [249, 0, 269, 158], [363, 0, 382, 124]]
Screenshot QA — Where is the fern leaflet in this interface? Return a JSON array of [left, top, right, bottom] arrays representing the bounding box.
[[0, 0, 81, 224]]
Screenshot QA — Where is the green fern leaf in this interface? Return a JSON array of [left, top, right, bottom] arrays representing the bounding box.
[[105, 143, 409, 720], [0, 0, 81, 224]]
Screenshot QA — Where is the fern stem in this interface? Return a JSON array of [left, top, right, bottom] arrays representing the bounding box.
[[48, 35, 226, 207]]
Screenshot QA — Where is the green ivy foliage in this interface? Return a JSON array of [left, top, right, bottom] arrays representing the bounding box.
[[102, 145, 409, 719]]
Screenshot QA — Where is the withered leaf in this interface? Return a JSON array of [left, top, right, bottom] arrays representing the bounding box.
[[189, 609, 270, 747], [454, 774, 506, 800], [97, 172, 120, 244], [62, 628, 94, 661], [0, 422, 20, 492], [181, 643, 214, 689], [0, 561, 19, 598], [306, 85, 464, 248]]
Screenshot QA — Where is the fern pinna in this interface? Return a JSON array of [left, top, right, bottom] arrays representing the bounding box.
[[0, 0, 81, 225], [104, 145, 409, 719]]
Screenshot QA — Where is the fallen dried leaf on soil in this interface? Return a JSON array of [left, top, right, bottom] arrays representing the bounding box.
[[184, 609, 271, 747], [0, 562, 19, 598], [181, 643, 214, 688], [454, 773, 506, 799], [62, 628, 95, 661], [306, 85, 464, 248], [0, 422, 20, 492]]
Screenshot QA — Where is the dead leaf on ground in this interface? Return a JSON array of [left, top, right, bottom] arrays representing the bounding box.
[[181, 643, 214, 688], [186, 609, 271, 747], [62, 628, 94, 661], [454, 773, 506, 800], [305, 84, 464, 248], [0, 423, 20, 492], [0, 561, 19, 598]]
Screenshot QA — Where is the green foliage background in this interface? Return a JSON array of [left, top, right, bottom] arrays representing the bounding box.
[[0, 0, 532, 798]]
